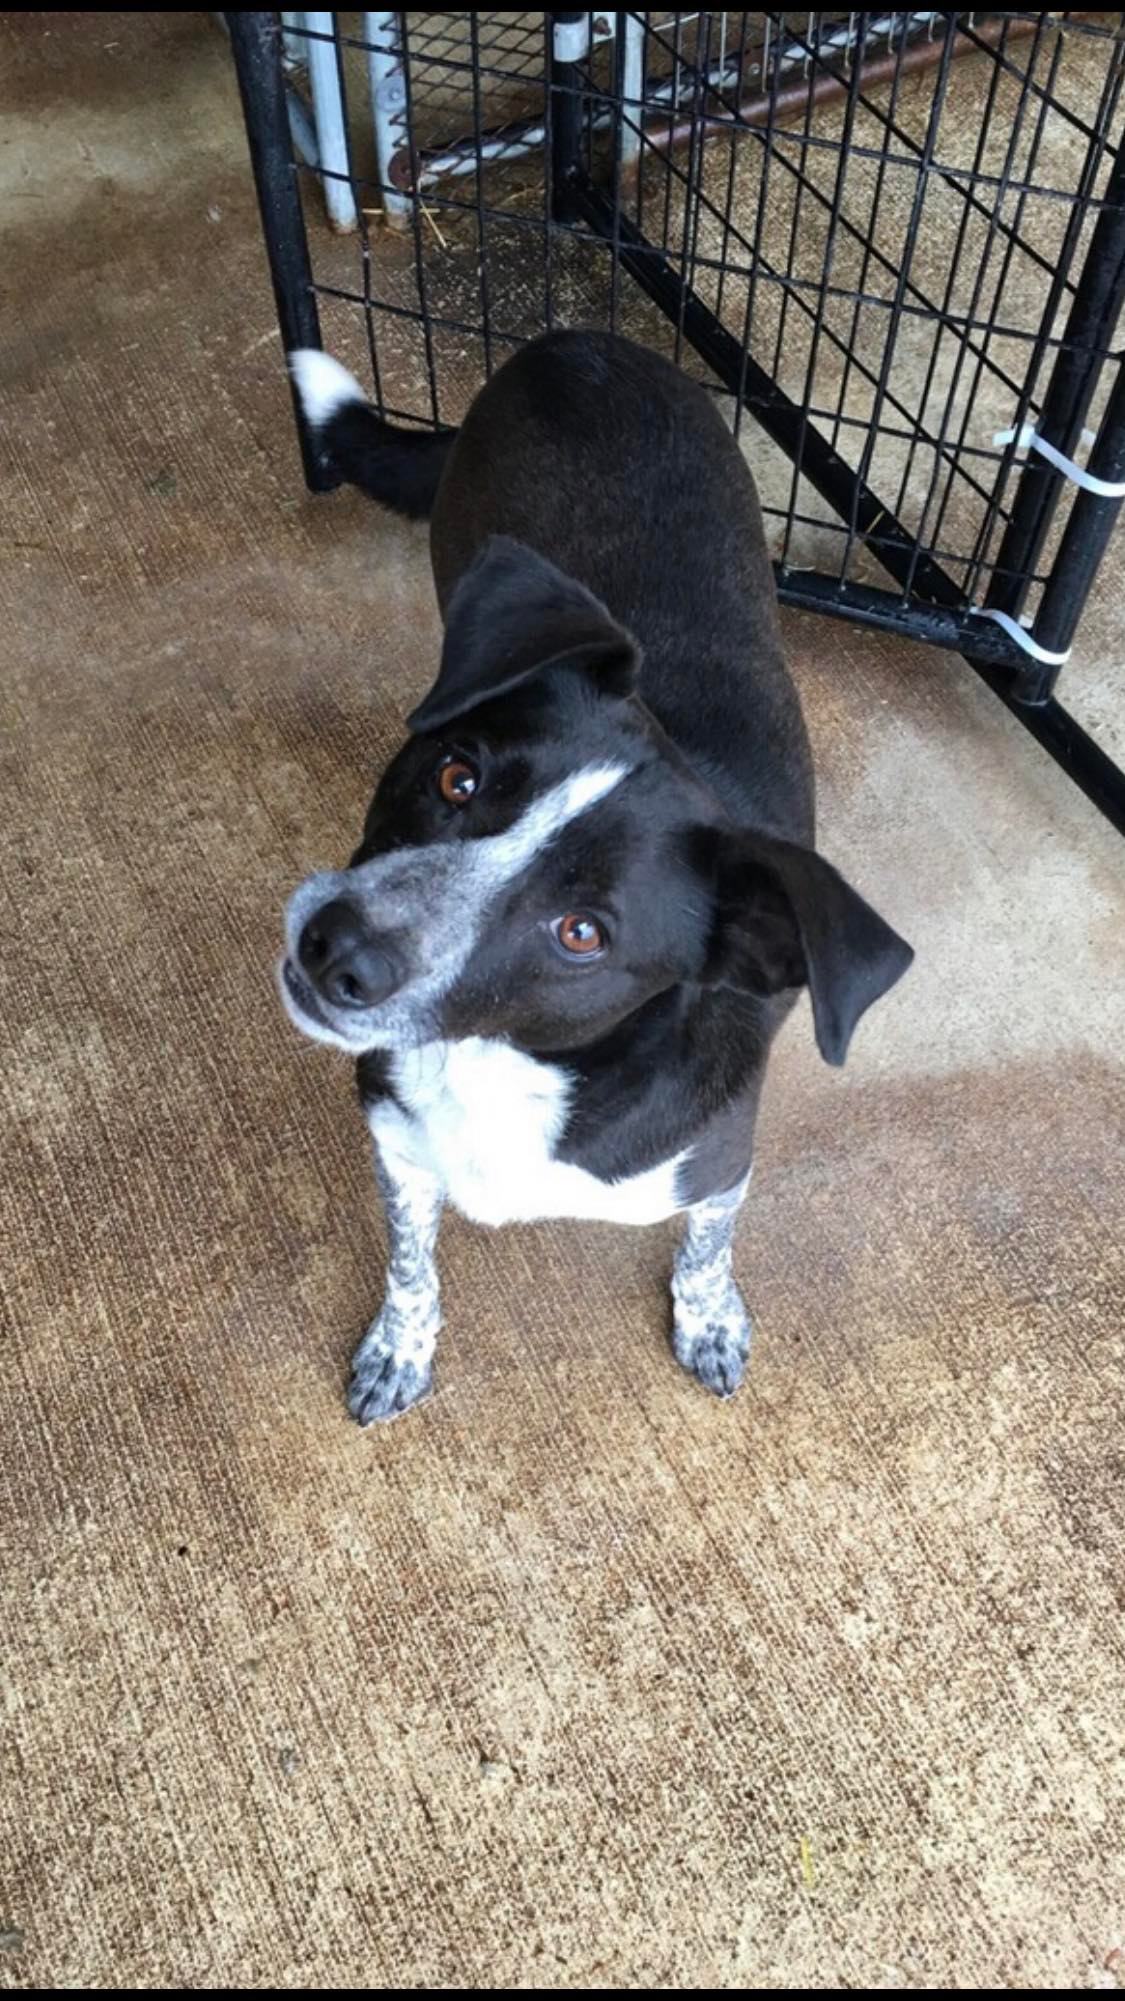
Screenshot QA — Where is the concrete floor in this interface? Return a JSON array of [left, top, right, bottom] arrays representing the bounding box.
[[2, 13, 1125, 1990]]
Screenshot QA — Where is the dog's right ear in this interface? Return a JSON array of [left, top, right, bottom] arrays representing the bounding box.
[[407, 536, 639, 733]]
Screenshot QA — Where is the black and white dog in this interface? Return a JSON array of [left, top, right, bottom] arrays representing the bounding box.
[[281, 331, 912, 1424]]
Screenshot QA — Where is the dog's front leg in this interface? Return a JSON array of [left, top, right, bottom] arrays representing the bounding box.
[[671, 1175, 752, 1399], [348, 1139, 444, 1426]]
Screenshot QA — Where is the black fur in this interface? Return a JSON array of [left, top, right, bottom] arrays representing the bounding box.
[[309, 330, 912, 1206]]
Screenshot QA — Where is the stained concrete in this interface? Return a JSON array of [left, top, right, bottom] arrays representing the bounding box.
[[2, 13, 1124, 1991]]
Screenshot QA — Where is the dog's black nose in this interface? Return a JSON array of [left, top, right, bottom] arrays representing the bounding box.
[[296, 899, 399, 1010]]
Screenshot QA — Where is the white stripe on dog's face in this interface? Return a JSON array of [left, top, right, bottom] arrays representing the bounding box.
[[281, 763, 629, 1052]]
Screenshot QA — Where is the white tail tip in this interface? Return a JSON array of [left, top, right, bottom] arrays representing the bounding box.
[[288, 349, 366, 428]]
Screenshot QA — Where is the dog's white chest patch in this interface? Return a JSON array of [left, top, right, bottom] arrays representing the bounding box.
[[370, 1039, 688, 1228]]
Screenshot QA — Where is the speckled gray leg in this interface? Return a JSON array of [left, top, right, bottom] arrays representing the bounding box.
[[671, 1175, 752, 1399], [348, 1146, 444, 1426]]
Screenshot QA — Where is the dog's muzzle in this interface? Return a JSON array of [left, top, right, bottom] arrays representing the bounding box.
[[280, 872, 413, 1051]]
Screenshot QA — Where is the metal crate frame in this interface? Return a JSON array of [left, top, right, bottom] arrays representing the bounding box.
[[229, 10, 1125, 836]]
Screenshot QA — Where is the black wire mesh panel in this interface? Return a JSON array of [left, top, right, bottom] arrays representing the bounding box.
[[229, 11, 1125, 834]]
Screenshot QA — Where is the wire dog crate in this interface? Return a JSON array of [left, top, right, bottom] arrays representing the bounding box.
[[230, 11, 1125, 835]]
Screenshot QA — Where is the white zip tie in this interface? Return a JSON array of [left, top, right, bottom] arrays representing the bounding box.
[[994, 423, 1125, 498], [967, 605, 1071, 666], [969, 419, 1113, 666]]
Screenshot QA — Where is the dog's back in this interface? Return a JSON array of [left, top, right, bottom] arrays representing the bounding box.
[[293, 331, 813, 843]]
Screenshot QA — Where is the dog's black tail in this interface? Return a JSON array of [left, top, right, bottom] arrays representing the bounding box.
[[288, 350, 455, 520]]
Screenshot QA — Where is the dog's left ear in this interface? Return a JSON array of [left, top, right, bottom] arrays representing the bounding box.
[[407, 535, 639, 733], [695, 827, 913, 1065]]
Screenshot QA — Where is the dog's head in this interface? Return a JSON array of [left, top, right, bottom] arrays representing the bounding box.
[[281, 537, 912, 1062]]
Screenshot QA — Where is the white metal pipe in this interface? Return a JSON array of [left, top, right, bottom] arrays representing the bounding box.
[[365, 12, 413, 231], [304, 10, 358, 231]]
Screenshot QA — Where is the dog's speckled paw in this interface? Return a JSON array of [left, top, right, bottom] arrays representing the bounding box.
[[348, 1319, 434, 1425], [672, 1284, 752, 1399]]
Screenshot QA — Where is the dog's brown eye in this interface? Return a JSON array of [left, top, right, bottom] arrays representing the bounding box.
[[436, 755, 478, 806], [555, 913, 606, 957]]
